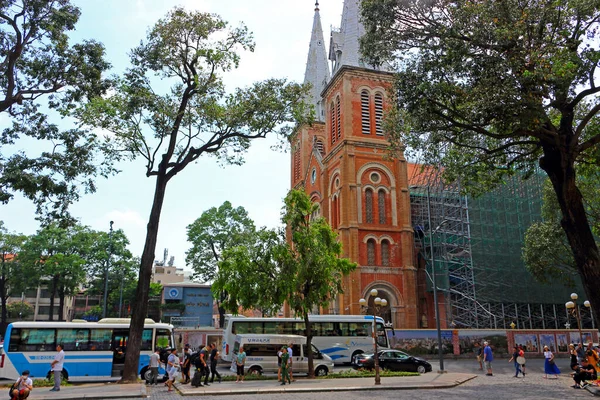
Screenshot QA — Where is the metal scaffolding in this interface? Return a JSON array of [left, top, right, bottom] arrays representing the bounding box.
[[408, 164, 590, 329]]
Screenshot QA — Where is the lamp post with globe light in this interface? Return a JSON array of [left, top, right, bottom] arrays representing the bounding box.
[[359, 289, 387, 385], [565, 292, 591, 344]]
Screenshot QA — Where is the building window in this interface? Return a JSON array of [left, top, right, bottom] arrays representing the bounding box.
[[330, 103, 336, 145], [367, 239, 376, 265], [375, 93, 384, 135], [381, 240, 390, 266], [378, 189, 386, 224], [336, 96, 341, 140], [361, 90, 370, 135], [293, 149, 300, 182], [365, 189, 374, 223], [315, 139, 325, 156]]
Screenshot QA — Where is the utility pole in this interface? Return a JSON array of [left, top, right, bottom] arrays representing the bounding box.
[[102, 221, 114, 319]]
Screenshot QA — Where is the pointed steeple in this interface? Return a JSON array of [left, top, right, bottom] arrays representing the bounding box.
[[303, 1, 330, 122], [329, 0, 393, 74]]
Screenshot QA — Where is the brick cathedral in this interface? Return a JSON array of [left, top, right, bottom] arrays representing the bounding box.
[[291, 0, 420, 328]]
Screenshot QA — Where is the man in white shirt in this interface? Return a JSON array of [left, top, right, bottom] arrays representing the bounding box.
[[149, 349, 161, 385], [10, 370, 33, 399], [50, 344, 64, 392]]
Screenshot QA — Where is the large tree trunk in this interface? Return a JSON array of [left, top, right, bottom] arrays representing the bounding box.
[[48, 275, 59, 321], [540, 144, 600, 329], [0, 256, 8, 335], [122, 174, 169, 382], [304, 314, 314, 378], [58, 286, 65, 321]]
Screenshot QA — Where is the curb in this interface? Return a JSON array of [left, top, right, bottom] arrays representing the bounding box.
[[586, 385, 600, 397], [175, 375, 478, 396]]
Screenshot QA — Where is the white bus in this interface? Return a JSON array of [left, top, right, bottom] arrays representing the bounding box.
[[0, 319, 175, 382], [221, 315, 389, 365]]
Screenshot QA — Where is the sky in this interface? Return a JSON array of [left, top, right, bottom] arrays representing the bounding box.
[[1, 0, 345, 272]]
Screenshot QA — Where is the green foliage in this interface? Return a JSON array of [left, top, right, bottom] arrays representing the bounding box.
[[317, 369, 419, 379], [523, 178, 599, 286], [0, 0, 114, 221], [186, 201, 256, 283], [213, 228, 289, 316], [83, 306, 102, 318], [6, 301, 33, 319], [282, 189, 357, 320]]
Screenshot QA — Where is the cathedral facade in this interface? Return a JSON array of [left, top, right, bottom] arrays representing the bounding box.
[[291, 0, 419, 328]]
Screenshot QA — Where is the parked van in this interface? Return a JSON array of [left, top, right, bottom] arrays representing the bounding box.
[[230, 334, 334, 376]]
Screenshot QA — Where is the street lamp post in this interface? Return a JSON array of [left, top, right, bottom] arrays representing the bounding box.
[[565, 292, 591, 344], [360, 289, 387, 385], [102, 221, 114, 319]]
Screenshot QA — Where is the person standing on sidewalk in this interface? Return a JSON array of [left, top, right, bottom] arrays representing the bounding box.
[[483, 341, 493, 376], [149, 349, 161, 385], [236, 346, 246, 383], [199, 344, 211, 386], [49, 344, 64, 392], [287, 343, 294, 382], [209, 343, 222, 383], [475, 343, 483, 370], [543, 345, 560, 379], [280, 347, 291, 385], [181, 344, 192, 384], [166, 348, 180, 392]]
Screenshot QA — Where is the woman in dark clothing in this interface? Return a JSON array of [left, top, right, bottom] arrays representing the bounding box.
[[569, 344, 580, 371]]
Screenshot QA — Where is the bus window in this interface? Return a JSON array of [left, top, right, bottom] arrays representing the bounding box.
[[90, 329, 112, 351], [279, 322, 293, 335], [18, 329, 56, 352], [57, 329, 90, 351], [233, 322, 251, 334], [263, 322, 277, 334], [155, 329, 171, 350], [244, 344, 279, 356], [141, 329, 153, 351]]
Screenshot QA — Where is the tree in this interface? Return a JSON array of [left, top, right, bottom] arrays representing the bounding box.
[[524, 173, 600, 286], [0, 0, 113, 221], [78, 8, 310, 381], [281, 189, 356, 377], [361, 0, 600, 326], [186, 201, 256, 326], [0, 221, 26, 334], [212, 227, 290, 316], [18, 224, 90, 321]]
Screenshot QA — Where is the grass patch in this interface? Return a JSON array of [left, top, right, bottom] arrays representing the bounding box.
[[317, 369, 419, 379], [1, 378, 71, 388]]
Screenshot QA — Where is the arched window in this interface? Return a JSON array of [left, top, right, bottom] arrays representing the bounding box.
[[365, 189, 374, 223], [374, 93, 384, 135], [378, 189, 386, 224], [381, 240, 390, 266], [367, 239, 376, 265], [330, 103, 336, 145], [336, 96, 341, 140], [361, 90, 370, 135]]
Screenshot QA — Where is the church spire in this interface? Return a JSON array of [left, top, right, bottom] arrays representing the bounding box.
[[303, 1, 330, 122], [329, 0, 393, 74]]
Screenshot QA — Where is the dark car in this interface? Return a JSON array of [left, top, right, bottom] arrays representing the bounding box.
[[352, 349, 432, 373]]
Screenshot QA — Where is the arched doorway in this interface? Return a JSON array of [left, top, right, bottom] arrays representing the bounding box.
[[366, 288, 393, 325]]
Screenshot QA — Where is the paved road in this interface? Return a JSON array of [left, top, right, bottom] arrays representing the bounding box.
[[148, 358, 594, 399]]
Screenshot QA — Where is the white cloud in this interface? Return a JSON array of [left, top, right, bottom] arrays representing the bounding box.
[[103, 209, 146, 228]]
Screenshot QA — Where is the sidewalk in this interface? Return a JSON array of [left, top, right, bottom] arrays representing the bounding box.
[[175, 373, 477, 396], [27, 383, 147, 399]]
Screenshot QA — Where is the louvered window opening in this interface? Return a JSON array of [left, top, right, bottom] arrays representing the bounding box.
[[378, 190, 386, 224], [365, 189, 374, 223], [336, 97, 341, 140], [381, 240, 390, 266], [367, 240, 376, 265], [375, 93, 383, 135], [361, 90, 370, 135], [315, 139, 325, 156], [294, 150, 300, 182], [330, 103, 336, 145]]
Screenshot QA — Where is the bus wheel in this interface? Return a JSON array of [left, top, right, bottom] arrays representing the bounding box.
[[315, 366, 328, 376], [141, 367, 151, 383], [351, 350, 364, 364], [247, 366, 262, 376]]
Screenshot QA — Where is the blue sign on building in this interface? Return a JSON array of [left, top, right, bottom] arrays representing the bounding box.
[[163, 284, 213, 326]]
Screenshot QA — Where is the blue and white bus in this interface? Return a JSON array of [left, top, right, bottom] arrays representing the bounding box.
[[221, 315, 389, 365], [0, 318, 174, 382]]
